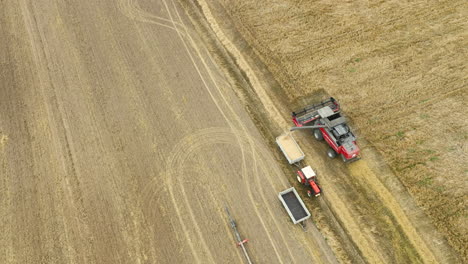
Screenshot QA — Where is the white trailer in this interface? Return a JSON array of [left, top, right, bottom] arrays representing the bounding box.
[[278, 187, 311, 226], [276, 133, 305, 164]]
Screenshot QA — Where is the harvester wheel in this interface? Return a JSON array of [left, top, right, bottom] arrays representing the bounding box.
[[313, 129, 323, 141], [327, 148, 337, 159], [341, 154, 348, 162]]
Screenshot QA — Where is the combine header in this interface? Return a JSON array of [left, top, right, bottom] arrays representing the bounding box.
[[291, 97, 360, 162]]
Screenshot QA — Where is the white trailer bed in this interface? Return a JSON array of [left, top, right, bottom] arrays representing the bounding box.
[[276, 133, 305, 164]]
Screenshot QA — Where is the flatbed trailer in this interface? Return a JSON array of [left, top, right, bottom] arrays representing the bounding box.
[[278, 187, 311, 225], [276, 133, 305, 164]]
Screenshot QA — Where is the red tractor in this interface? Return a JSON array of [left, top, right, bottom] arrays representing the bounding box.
[[291, 97, 360, 162], [296, 166, 321, 197]]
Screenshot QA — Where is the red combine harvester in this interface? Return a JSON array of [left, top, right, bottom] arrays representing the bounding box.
[[291, 97, 360, 162]]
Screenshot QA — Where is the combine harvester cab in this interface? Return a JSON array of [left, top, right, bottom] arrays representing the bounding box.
[[291, 97, 360, 163]]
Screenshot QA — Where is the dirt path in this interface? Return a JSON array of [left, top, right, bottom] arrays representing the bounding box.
[[0, 0, 339, 263], [191, 0, 462, 263]]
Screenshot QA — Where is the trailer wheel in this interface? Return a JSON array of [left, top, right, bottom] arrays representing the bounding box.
[[313, 129, 323, 141], [327, 148, 337, 159]]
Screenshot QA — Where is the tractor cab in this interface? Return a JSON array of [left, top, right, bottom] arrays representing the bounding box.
[[296, 166, 321, 197]]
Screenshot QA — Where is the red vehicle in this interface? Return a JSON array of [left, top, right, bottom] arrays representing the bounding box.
[[296, 166, 321, 197], [291, 97, 360, 162]]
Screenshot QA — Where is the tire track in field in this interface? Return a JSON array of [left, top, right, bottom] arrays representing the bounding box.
[[164, 127, 261, 263], [116, 0, 246, 225], [167, 2, 311, 262], [163, 127, 295, 263], [161, 1, 294, 262], [117, 0, 234, 97], [117, 0, 313, 262], [142, 126, 285, 263], [165, 0, 314, 262], [117, 0, 185, 33], [193, 0, 290, 130], [169, 0, 296, 194], [19, 2, 94, 262]]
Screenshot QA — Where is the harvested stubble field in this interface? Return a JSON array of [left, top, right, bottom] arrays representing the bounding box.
[[197, 0, 467, 262]]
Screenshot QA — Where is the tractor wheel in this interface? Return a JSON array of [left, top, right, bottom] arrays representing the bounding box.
[[327, 148, 337, 159], [297, 175, 302, 183], [313, 129, 323, 141]]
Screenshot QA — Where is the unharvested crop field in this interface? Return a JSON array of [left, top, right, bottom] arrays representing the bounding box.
[[201, 0, 467, 261]]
